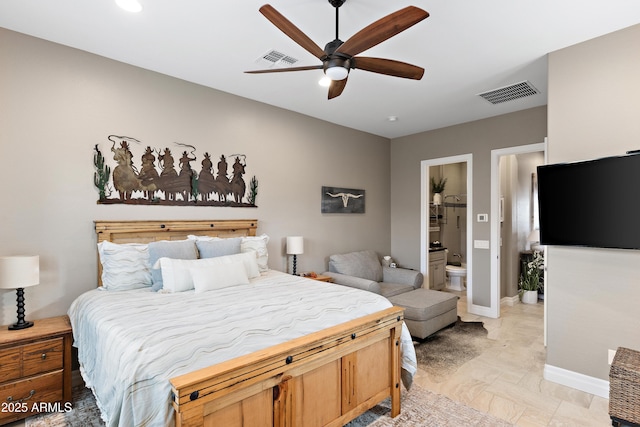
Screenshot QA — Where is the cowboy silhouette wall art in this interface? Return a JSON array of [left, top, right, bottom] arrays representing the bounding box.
[[93, 135, 258, 207]]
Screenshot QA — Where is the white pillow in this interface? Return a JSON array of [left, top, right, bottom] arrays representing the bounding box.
[[97, 241, 151, 291], [191, 261, 249, 293], [241, 234, 269, 272], [155, 257, 195, 293], [154, 252, 260, 292], [228, 251, 261, 279]]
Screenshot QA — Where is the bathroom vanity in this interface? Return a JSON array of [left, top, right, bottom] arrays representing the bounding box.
[[428, 248, 447, 290]]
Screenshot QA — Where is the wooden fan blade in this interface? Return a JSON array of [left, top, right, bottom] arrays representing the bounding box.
[[245, 65, 323, 74], [328, 77, 348, 99], [354, 57, 424, 80], [335, 6, 429, 57], [259, 4, 326, 60]]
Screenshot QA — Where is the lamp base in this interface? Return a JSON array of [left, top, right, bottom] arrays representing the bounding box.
[[8, 320, 34, 330], [8, 287, 34, 331]]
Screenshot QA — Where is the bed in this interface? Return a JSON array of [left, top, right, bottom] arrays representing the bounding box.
[[69, 219, 417, 427]]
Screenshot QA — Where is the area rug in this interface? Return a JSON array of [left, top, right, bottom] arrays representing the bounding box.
[[25, 386, 104, 427], [413, 317, 497, 382], [347, 384, 513, 427], [27, 383, 512, 427]]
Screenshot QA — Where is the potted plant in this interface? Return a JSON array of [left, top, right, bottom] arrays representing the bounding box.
[[519, 250, 543, 304], [431, 177, 447, 205]]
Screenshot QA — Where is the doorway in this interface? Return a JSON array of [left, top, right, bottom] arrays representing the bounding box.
[[420, 154, 473, 314], [490, 141, 546, 320]]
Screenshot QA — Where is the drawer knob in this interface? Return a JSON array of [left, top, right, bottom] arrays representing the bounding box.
[[41, 353, 47, 360], [7, 390, 35, 403]]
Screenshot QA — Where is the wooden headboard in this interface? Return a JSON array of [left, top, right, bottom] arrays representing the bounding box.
[[95, 219, 258, 284]]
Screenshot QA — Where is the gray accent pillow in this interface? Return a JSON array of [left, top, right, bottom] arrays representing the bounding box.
[[196, 238, 241, 259], [328, 250, 382, 282], [148, 240, 198, 291]]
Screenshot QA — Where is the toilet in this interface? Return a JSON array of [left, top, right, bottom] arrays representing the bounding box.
[[445, 263, 467, 291]]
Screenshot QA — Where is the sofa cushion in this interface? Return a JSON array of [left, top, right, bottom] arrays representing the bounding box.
[[329, 250, 382, 282], [379, 282, 416, 298], [323, 272, 382, 294]]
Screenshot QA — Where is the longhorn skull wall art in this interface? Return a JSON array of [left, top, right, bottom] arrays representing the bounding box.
[[321, 186, 365, 214], [93, 135, 258, 207]]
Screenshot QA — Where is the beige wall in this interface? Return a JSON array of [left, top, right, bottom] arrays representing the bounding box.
[[390, 107, 547, 307], [0, 28, 391, 325], [546, 24, 640, 380]]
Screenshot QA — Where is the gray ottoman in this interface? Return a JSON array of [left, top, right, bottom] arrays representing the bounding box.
[[388, 288, 458, 339]]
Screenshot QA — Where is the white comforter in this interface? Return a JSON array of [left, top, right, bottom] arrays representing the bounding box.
[[68, 270, 417, 427]]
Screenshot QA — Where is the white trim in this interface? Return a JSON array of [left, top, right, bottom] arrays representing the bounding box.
[[544, 364, 610, 399], [467, 303, 494, 318], [501, 295, 519, 306], [421, 154, 474, 314], [490, 142, 546, 320]]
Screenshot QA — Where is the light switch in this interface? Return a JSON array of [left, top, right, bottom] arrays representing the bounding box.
[[474, 240, 490, 249], [477, 213, 488, 222]]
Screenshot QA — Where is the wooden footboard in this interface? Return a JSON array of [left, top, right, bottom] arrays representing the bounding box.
[[170, 306, 405, 427]]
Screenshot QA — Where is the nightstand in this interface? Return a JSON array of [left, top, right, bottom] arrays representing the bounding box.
[[0, 315, 72, 424]]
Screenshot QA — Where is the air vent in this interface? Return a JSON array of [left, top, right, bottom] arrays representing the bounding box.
[[255, 49, 299, 68], [477, 81, 540, 105]]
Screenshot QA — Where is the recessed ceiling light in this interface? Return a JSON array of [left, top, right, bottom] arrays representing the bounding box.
[[116, 0, 142, 13], [387, 116, 399, 122]]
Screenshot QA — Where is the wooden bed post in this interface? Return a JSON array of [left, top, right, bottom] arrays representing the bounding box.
[[390, 321, 402, 418]]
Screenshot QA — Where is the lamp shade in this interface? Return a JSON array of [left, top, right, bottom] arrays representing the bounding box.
[[286, 236, 304, 255], [528, 229, 540, 243], [0, 256, 40, 289]]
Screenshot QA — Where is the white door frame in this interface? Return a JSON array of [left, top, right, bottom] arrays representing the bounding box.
[[421, 154, 474, 314], [490, 141, 547, 320]]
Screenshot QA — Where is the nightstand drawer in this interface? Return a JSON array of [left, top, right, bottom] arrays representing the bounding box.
[[0, 348, 21, 382], [22, 338, 63, 377], [0, 370, 63, 423]]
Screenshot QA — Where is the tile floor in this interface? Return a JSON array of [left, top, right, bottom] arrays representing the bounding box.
[[413, 290, 612, 426]]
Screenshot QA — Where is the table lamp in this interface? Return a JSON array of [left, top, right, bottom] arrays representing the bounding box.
[[0, 256, 39, 330], [286, 236, 304, 275]]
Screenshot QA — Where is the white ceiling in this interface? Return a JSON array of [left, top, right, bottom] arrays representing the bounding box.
[[1, 1, 640, 138]]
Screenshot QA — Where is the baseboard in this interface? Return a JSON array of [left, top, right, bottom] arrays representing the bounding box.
[[501, 295, 519, 306], [544, 364, 610, 398]]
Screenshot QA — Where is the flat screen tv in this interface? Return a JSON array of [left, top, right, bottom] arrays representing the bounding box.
[[537, 152, 640, 250]]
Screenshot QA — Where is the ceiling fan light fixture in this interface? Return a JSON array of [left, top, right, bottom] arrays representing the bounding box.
[[324, 57, 350, 81], [325, 66, 349, 81], [115, 0, 142, 13], [318, 76, 332, 87]]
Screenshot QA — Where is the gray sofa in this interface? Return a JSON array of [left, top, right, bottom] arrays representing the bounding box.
[[323, 250, 423, 298], [323, 250, 458, 339]]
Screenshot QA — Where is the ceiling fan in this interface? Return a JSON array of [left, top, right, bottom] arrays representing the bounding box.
[[245, 1, 429, 99]]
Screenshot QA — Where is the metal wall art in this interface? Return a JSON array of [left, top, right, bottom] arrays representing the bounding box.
[[321, 186, 365, 214], [94, 135, 258, 207]]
